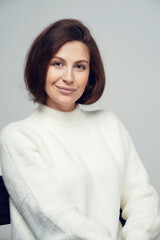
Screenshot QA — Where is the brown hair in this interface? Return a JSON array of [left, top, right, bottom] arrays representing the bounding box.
[[24, 18, 105, 105]]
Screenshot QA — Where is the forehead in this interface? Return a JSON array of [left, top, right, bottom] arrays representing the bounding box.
[[54, 41, 90, 60]]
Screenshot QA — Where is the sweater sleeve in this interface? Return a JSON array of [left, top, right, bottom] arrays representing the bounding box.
[[115, 115, 160, 240], [0, 124, 111, 240]]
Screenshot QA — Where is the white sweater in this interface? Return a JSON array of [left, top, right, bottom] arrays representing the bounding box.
[[0, 103, 160, 240]]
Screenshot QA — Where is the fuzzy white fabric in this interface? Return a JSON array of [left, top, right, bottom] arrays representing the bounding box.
[[0, 103, 160, 240]]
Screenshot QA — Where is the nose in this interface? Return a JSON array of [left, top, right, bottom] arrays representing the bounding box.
[[62, 66, 74, 84]]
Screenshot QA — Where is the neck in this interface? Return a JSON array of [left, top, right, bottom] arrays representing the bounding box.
[[45, 99, 76, 112]]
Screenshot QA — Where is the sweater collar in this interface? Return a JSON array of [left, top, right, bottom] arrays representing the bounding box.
[[31, 103, 87, 127]]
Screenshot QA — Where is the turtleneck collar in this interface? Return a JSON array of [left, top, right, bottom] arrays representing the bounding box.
[[31, 103, 87, 127]]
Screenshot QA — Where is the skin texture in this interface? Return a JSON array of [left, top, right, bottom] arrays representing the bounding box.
[[44, 41, 90, 112]]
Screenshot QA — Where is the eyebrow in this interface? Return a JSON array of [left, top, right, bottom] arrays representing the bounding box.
[[53, 56, 89, 64]]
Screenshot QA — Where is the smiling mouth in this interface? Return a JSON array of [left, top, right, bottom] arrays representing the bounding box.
[[56, 86, 76, 91], [56, 85, 76, 95]]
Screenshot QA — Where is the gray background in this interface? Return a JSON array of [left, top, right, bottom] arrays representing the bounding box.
[[0, 0, 160, 239]]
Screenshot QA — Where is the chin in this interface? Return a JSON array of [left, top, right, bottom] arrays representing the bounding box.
[[56, 100, 76, 106]]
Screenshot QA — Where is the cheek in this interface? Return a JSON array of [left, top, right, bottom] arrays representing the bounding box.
[[79, 72, 89, 87], [46, 68, 61, 84]]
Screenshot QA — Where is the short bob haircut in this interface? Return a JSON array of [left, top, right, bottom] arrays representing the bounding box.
[[24, 18, 105, 105]]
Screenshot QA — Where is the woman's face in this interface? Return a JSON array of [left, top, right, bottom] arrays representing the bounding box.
[[44, 40, 90, 111]]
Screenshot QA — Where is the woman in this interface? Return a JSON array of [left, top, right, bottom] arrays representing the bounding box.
[[0, 18, 160, 240]]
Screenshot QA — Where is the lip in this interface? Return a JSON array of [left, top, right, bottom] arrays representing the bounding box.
[[56, 86, 76, 91], [56, 85, 76, 95]]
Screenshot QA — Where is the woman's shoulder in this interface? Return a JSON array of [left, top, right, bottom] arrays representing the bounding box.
[[84, 108, 122, 125], [0, 116, 37, 142], [1, 121, 23, 136], [84, 108, 130, 137], [0, 119, 41, 154]]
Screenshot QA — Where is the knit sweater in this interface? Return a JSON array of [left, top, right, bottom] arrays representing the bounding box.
[[0, 103, 160, 240]]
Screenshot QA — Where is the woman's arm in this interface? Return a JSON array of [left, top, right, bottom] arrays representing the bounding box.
[[116, 116, 160, 240], [0, 125, 111, 240]]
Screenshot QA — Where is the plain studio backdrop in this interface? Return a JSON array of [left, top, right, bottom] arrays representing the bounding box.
[[0, 0, 160, 239]]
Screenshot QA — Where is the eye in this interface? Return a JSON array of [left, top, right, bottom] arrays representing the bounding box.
[[76, 64, 86, 70], [53, 61, 63, 67]]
